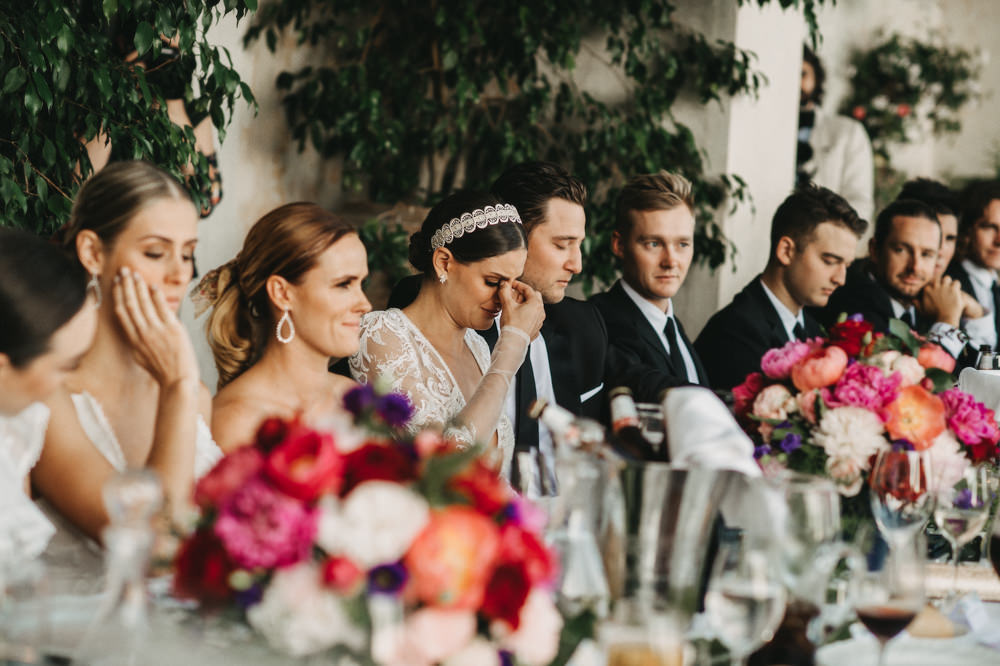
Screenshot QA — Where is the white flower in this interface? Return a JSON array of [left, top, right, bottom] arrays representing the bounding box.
[[443, 639, 501, 666], [869, 351, 901, 375], [497, 590, 564, 666], [323, 481, 430, 568], [373, 607, 478, 665], [926, 431, 970, 498], [891, 355, 925, 386], [246, 562, 363, 657], [872, 95, 890, 111], [826, 456, 864, 496], [813, 407, 887, 468]]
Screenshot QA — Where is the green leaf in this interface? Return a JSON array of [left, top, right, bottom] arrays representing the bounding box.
[[2, 67, 26, 94], [31, 71, 53, 107], [134, 21, 155, 55], [924, 367, 955, 393], [888, 318, 921, 354], [102, 0, 118, 20]]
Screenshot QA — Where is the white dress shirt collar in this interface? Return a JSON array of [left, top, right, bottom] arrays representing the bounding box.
[[759, 279, 804, 341], [618, 279, 699, 383]]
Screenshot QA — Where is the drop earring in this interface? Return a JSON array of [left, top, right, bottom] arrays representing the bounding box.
[[87, 272, 102, 308], [276, 309, 295, 343]]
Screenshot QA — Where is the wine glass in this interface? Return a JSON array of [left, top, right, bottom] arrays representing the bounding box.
[[869, 449, 935, 548], [849, 527, 925, 666], [704, 539, 787, 666], [933, 464, 992, 600]]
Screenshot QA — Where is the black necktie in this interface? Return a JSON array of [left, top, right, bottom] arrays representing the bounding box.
[[991, 282, 1000, 343], [664, 316, 690, 382], [901, 308, 916, 329], [793, 321, 806, 341], [509, 354, 539, 489]]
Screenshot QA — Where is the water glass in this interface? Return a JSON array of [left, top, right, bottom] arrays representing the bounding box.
[[599, 601, 684, 666], [933, 464, 992, 600], [869, 449, 934, 548]]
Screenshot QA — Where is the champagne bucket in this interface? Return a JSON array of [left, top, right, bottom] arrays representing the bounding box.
[[608, 462, 740, 624]]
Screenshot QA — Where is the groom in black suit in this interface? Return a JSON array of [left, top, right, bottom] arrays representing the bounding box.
[[590, 171, 709, 388], [695, 185, 866, 390]]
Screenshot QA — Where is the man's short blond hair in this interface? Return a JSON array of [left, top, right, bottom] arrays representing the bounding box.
[[615, 170, 695, 236]]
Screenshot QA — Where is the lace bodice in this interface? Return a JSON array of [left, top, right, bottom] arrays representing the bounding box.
[[38, 392, 223, 594], [0, 403, 55, 566], [349, 309, 514, 476]]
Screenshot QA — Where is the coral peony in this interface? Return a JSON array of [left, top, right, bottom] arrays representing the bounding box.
[[883, 385, 947, 451], [791, 345, 849, 391], [265, 428, 344, 501], [405, 506, 501, 609], [828, 319, 874, 356], [917, 343, 956, 374], [214, 478, 318, 569], [194, 445, 264, 509]]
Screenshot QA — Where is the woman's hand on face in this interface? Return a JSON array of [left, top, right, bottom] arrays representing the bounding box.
[[113, 267, 200, 388], [498, 280, 545, 339]]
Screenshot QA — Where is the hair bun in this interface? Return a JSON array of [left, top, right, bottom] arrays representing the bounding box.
[[408, 230, 431, 272]]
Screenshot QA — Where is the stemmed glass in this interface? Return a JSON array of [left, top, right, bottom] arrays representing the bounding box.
[[850, 527, 925, 666], [933, 464, 992, 600], [869, 449, 935, 548], [704, 538, 787, 666]]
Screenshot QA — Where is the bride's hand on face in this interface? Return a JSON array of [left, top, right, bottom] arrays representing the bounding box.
[[113, 267, 200, 388], [498, 280, 545, 339]]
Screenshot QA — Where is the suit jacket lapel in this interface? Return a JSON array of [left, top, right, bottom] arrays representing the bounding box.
[[541, 318, 580, 413], [748, 277, 792, 347], [609, 283, 675, 369]]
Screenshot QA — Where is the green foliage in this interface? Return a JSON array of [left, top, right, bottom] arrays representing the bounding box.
[[248, 0, 830, 293], [357, 218, 411, 287], [841, 32, 982, 164], [0, 1, 256, 235]]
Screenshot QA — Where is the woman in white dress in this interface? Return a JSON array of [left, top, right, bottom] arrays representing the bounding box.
[[350, 191, 544, 475], [33, 161, 221, 551], [198, 203, 372, 452], [0, 228, 97, 564]]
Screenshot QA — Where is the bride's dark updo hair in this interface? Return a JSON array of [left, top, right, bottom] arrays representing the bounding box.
[[408, 191, 527, 276]]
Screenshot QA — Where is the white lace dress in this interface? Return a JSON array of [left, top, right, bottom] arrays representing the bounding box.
[[0, 403, 56, 567], [38, 391, 223, 594], [349, 309, 515, 477]]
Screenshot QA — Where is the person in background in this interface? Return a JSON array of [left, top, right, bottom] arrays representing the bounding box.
[[696, 185, 865, 391], [946, 180, 1000, 351], [198, 203, 372, 452], [0, 228, 96, 564], [797, 45, 875, 230], [590, 170, 709, 387]]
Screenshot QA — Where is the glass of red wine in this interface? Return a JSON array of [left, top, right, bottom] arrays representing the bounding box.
[[850, 525, 925, 666]]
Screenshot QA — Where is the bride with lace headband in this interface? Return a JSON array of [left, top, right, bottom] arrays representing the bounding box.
[[350, 191, 545, 477]]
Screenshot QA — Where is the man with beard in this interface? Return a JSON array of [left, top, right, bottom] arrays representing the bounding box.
[[818, 199, 966, 358]]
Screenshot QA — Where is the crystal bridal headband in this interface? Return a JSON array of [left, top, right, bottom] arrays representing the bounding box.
[[429, 203, 522, 250]]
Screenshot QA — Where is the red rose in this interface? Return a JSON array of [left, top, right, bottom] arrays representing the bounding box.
[[255, 417, 291, 452], [173, 529, 235, 605], [480, 562, 531, 628], [264, 428, 344, 501], [194, 445, 264, 509], [340, 442, 417, 496], [497, 523, 558, 587], [450, 460, 512, 515], [321, 556, 364, 595], [732, 372, 765, 419], [828, 319, 874, 357]]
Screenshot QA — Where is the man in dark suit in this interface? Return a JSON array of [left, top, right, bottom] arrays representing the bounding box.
[[695, 185, 866, 391], [590, 170, 708, 388], [818, 199, 967, 359], [945, 180, 1000, 351]]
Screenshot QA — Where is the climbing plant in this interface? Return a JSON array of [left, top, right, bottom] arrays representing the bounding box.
[[248, 0, 831, 292]]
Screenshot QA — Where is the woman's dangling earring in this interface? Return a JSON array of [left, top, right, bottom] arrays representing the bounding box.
[[87, 272, 102, 308], [276, 308, 295, 344], [438, 272, 447, 284]]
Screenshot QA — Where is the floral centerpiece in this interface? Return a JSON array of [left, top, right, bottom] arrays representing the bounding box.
[[734, 315, 1000, 499], [173, 384, 565, 665]]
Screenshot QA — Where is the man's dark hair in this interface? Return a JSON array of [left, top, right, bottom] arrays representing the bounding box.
[[872, 199, 940, 250], [491, 161, 587, 236], [896, 178, 958, 219], [769, 183, 866, 256], [958, 179, 1000, 236], [802, 45, 826, 106]]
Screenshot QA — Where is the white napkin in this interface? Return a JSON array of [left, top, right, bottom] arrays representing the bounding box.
[[958, 367, 1000, 417], [948, 593, 1000, 651]]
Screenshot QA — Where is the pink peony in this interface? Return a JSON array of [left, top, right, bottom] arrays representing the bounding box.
[[827, 362, 902, 413], [194, 445, 264, 509], [733, 372, 766, 419], [214, 478, 318, 569], [939, 388, 1000, 453], [761, 340, 816, 380]]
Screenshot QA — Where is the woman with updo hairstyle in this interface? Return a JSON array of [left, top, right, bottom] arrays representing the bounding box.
[[197, 202, 371, 452], [33, 161, 221, 563], [0, 228, 97, 563], [350, 191, 545, 476]]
